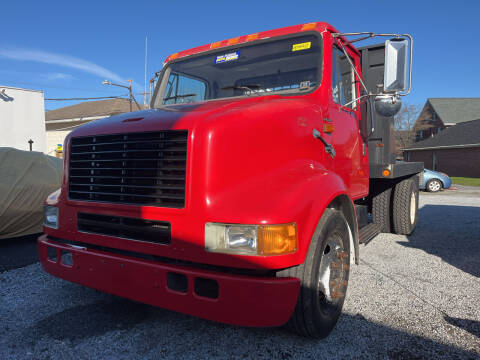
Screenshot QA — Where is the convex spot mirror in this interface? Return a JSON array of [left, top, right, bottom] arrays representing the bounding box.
[[384, 39, 408, 92], [375, 94, 402, 117]]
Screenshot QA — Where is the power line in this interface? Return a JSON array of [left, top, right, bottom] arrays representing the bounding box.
[[45, 95, 128, 101], [1, 80, 128, 94]]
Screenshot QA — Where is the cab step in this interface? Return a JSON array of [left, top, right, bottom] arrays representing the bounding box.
[[359, 222, 381, 245]]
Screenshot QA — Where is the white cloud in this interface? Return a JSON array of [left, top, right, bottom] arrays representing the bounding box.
[[0, 47, 140, 90], [40, 72, 74, 81]]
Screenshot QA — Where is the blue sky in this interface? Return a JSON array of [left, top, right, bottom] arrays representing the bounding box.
[[1, 0, 478, 110]]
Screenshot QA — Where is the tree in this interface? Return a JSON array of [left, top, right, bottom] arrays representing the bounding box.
[[394, 103, 421, 158]]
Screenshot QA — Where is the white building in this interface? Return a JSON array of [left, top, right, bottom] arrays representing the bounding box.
[[0, 86, 46, 153]]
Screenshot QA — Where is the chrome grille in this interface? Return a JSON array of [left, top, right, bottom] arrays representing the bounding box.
[[69, 130, 187, 208]]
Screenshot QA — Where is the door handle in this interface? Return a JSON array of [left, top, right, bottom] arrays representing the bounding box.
[[313, 129, 336, 158]]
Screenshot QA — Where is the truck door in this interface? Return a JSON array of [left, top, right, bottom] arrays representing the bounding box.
[[326, 43, 368, 199]]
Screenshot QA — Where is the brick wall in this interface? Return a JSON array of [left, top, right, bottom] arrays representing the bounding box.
[[405, 147, 480, 177]]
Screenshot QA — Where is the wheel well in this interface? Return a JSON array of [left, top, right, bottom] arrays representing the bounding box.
[[328, 195, 359, 265]]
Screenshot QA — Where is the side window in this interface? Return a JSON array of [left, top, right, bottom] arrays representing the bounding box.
[[331, 48, 341, 104], [332, 47, 356, 108], [163, 73, 206, 105]]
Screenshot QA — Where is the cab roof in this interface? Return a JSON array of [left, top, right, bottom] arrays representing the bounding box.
[[164, 22, 358, 64]]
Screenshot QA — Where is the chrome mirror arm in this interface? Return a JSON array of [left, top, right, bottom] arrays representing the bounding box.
[[332, 32, 413, 96], [334, 37, 375, 134], [332, 31, 414, 133], [335, 38, 370, 99], [342, 93, 370, 109]]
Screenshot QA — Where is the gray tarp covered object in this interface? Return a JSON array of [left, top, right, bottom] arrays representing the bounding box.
[[0, 148, 62, 239]]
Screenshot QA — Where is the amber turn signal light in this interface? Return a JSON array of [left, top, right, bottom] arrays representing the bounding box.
[[382, 169, 391, 177], [258, 223, 297, 256], [323, 123, 335, 133]]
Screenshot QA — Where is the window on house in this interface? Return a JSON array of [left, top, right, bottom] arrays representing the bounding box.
[[432, 152, 437, 171], [331, 46, 356, 108]]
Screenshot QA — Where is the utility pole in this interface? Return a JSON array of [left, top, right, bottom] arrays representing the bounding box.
[[127, 80, 133, 112], [144, 36, 148, 107]]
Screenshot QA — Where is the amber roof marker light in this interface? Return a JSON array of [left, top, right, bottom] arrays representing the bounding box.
[[301, 22, 317, 31]]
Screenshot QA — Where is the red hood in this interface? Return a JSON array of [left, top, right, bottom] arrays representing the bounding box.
[[69, 96, 279, 138]]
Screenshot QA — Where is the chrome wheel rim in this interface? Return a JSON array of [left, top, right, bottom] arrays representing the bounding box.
[[429, 180, 441, 192], [318, 234, 347, 312], [410, 191, 416, 224]]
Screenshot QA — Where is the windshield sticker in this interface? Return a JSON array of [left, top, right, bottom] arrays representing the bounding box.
[[215, 51, 240, 64], [292, 42, 311, 52]]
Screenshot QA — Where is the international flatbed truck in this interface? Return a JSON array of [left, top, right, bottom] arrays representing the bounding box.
[[39, 22, 423, 338]]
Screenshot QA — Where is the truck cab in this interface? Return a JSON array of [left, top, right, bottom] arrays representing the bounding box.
[[39, 22, 421, 338]]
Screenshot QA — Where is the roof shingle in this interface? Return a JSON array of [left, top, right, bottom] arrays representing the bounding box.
[[405, 119, 480, 150], [428, 98, 480, 125], [45, 99, 142, 121]]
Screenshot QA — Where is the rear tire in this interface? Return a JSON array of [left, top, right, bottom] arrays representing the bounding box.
[[280, 209, 350, 338], [392, 177, 419, 235], [372, 186, 392, 233]]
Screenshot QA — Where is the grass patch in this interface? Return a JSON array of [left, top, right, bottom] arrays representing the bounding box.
[[450, 177, 480, 187]]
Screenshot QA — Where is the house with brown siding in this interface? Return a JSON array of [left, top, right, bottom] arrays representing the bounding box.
[[404, 119, 480, 177], [414, 98, 480, 142]]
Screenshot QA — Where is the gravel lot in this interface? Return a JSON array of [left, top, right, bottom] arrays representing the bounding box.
[[1, 188, 479, 359]]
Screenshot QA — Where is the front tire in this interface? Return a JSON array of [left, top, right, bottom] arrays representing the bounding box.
[[426, 179, 442, 192], [281, 209, 350, 338]]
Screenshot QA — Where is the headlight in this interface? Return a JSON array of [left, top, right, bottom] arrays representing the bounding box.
[[43, 206, 59, 229], [205, 222, 297, 256]]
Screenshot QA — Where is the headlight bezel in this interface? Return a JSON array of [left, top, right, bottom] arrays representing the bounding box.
[[205, 222, 297, 256], [43, 206, 59, 229]]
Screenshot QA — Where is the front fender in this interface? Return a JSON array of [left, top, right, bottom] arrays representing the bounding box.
[[205, 159, 352, 268]]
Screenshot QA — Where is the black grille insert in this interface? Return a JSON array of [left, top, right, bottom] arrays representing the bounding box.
[[77, 213, 171, 244], [69, 130, 188, 208]]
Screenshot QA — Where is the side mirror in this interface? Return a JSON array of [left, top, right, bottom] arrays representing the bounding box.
[[384, 39, 408, 92]]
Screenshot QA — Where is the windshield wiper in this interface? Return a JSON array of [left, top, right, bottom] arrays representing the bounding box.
[[163, 93, 196, 101], [221, 84, 261, 95]]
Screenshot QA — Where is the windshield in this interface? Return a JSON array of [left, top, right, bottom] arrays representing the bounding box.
[[154, 34, 322, 107]]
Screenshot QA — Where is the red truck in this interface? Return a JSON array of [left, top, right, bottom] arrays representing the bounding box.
[[39, 22, 422, 338]]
